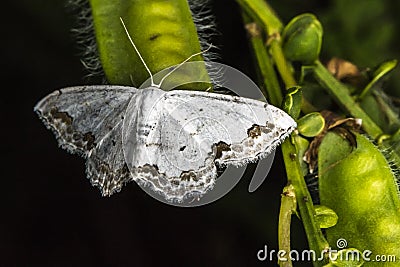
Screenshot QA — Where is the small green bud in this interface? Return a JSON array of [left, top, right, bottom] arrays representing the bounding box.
[[297, 112, 325, 137], [314, 205, 338, 229], [282, 13, 323, 64], [282, 86, 302, 119]]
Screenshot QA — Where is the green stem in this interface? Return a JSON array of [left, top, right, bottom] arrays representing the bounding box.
[[239, 0, 316, 112], [237, 0, 295, 89], [312, 60, 383, 139], [374, 91, 400, 130], [281, 139, 329, 266], [268, 37, 316, 112], [243, 19, 283, 106], [313, 60, 400, 167], [269, 38, 297, 87], [278, 184, 296, 267], [358, 59, 398, 100], [239, 0, 316, 111], [283, 125, 329, 263], [236, 0, 282, 35], [238, 2, 330, 264]]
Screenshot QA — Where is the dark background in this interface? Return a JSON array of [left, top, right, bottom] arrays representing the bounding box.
[[2, 0, 399, 266]]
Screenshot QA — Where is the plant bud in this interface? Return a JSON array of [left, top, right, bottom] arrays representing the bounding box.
[[282, 13, 323, 64]]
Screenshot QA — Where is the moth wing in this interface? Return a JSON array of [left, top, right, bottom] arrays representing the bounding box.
[[161, 90, 296, 167], [34, 85, 137, 195], [124, 89, 295, 201], [85, 119, 132, 196]]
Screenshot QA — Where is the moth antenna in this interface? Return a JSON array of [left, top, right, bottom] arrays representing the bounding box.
[[120, 17, 155, 87], [157, 44, 213, 88]]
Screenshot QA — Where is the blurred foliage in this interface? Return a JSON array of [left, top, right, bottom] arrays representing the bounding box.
[[270, 0, 400, 96]]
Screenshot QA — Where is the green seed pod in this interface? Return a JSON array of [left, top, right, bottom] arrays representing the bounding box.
[[282, 13, 323, 64], [89, 0, 210, 88], [319, 132, 400, 265]]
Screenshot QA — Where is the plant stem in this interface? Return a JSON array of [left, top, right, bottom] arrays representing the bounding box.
[[244, 19, 283, 106], [239, 2, 330, 264], [374, 91, 400, 131], [269, 38, 297, 87], [268, 37, 316, 112], [237, 0, 295, 89], [312, 60, 383, 139], [281, 139, 330, 266], [236, 0, 282, 35], [278, 184, 296, 267], [313, 60, 400, 168]]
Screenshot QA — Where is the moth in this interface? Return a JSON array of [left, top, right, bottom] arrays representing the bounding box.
[[34, 19, 296, 202]]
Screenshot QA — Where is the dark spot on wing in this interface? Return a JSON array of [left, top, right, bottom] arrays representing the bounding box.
[[66, 125, 73, 134], [214, 141, 231, 159], [99, 164, 107, 173], [247, 124, 262, 138], [50, 107, 73, 125], [180, 170, 198, 182], [179, 146, 186, 151], [83, 132, 96, 150], [171, 180, 180, 186], [149, 33, 161, 41], [72, 133, 80, 140], [122, 163, 129, 173], [86, 153, 133, 196], [261, 127, 272, 134], [145, 142, 161, 147], [266, 122, 275, 129], [141, 164, 159, 176], [199, 108, 203, 112]]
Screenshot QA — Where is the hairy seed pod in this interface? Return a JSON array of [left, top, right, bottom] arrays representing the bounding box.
[[319, 132, 400, 265], [89, 0, 210, 88]]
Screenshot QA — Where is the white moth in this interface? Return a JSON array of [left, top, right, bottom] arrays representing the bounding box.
[[34, 19, 296, 202]]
